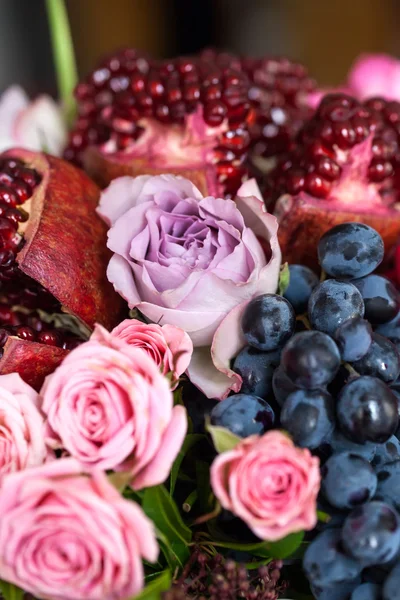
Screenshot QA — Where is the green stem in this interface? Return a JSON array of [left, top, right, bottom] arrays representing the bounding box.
[[45, 0, 78, 124], [182, 490, 198, 513]]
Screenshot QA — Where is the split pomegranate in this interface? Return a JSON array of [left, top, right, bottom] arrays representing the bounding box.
[[266, 93, 400, 266], [0, 149, 122, 389], [199, 49, 317, 167], [64, 49, 252, 197]]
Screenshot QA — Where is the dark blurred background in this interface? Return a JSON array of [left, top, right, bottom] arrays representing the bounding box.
[[1, 0, 400, 96]]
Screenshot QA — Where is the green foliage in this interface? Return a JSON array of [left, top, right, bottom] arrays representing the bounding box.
[[206, 423, 241, 453], [132, 570, 171, 600], [278, 262, 290, 295], [0, 581, 24, 600], [170, 433, 204, 495]]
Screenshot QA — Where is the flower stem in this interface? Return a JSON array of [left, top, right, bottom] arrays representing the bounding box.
[[45, 0, 77, 125]]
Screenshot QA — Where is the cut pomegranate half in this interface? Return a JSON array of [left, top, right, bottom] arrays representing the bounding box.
[[64, 49, 253, 197], [0, 149, 123, 388], [266, 94, 400, 266]]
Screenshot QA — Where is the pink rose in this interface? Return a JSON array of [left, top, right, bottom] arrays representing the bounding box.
[[211, 431, 320, 541], [0, 85, 67, 155], [110, 319, 193, 388], [41, 325, 187, 488], [0, 373, 50, 480], [97, 175, 281, 399], [0, 458, 158, 600]]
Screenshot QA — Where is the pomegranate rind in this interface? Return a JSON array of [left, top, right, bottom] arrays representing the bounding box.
[[275, 193, 400, 268], [3, 149, 123, 330], [0, 337, 67, 390]]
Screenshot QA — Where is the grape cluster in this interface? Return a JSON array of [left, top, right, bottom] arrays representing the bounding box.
[[210, 221, 400, 599]]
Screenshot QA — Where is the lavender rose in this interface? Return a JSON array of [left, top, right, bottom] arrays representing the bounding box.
[[97, 176, 281, 398]]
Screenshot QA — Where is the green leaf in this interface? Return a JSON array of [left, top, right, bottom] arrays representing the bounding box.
[[131, 570, 171, 600], [170, 433, 204, 494], [196, 460, 212, 513], [209, 531, 304, 560], [107, 471, 132, 493], [0, 581, 24, 600], [207, 422, 241, 453], [317, 510, 331, 523], [45, 0, 78, 125], [278, 262, 290, 296], [173, 386, 183, 406], [142, 485, 191, 568]]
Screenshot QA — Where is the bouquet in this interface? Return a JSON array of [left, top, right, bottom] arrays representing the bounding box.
[[0, 2, 400, 599]]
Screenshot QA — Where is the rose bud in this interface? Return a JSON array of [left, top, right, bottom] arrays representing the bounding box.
[[0, 149, 123, 389]]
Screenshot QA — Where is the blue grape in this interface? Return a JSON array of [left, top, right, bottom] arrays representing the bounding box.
[[326, 429, 376, 462], [352, 275, 400, 325], [308, 279, 365, 336], [376, 312, 400, 350], [318, 222, 384, 279], [375, 460, 400, 511], [334, 316, 372, 362], [322, 452, 377, 510], [312, 578, 362, 600], [372, 436, 400, 468], [352, 333, 400, 383], [337, 376, 398, 444], [283, 264, 319, 314], [303, 528, 361, 587], [350, 583, 382, 600], [281, 330, 340, 389], [281, 389, 335, 448], [241, 293, 295, 351], [232, 346, 281, 398], [272, 365, 298, 406], [342, 501, 400, 566], [210, 393, 275, 437], [383, 562, 400, 600]]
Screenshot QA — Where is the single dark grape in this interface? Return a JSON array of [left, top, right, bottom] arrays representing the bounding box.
[[342, 501, 400, 566], [375, 460, 400, 511], [281, 330, 341, 389], [308, 279, 365, 336], [272, 365, 299, 406], [241, 293, 295, 351], [376, 312, 400, 350], [383, 562, 400, 600], [352, 333, 400, 383], [334, 316, 372, 362], [283, 264, 319, 314], [232, 346, 281, 398], [321, 452, 377, 509], [350, 583, 382, 600], [318, 222, 384, 279], [337, 376, 399, 444], [352, 275, 400, 325], [281, 388, 335, 448], [372, 436, 400, 468], [325, 429, 377, 461], [303, 528, 361, 587], [210, 393, 275, 437], [312, 579, 362, 600]]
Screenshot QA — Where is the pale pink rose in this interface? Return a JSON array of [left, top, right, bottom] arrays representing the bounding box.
[[110, 318, 193, 388], [41, 325, 187, 488], [0, 373, 50, 480], [0, 458, 158, 600], [97, 175, 281, 399], [211, 431, 320, 541], [0, 85, 67, 155]]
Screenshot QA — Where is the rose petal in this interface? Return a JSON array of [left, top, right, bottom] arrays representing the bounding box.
[[14, 96, 67, 156]]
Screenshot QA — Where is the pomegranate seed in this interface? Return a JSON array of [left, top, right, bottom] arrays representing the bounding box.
[[0, 304, 13, 324], [0, 329, 9, 347], [368, 160, 394, 182], [305, 173, 332, 198], [16, 326, 36, 342], [0, 186, 18, 207], [204, 101, 227, 126], [37, 330, 60, 347], [12, 180, 32, 203]]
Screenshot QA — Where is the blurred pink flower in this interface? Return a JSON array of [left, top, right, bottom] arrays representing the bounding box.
[[211, 431, 320, 541], [0, 85, 66, 155], [0, 458, 158, 600], [109, 318, 193, 388], [0, 373, 51, 480], [41, 325, 187, 488]]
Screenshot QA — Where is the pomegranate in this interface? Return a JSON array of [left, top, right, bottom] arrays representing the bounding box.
[[0, 149, 122, 389], [266, 93, 400, 266], [64, 49, 252, 197], [199, 49, 317, 168]]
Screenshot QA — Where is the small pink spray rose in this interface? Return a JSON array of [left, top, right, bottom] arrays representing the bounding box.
[[110, 318, 193, 388], [211, 431, 320, 541], [97, 175, 281, 399], [41, 325, 187, 488], [0, 373, 51, 480], [0, 458, 158, 600]]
